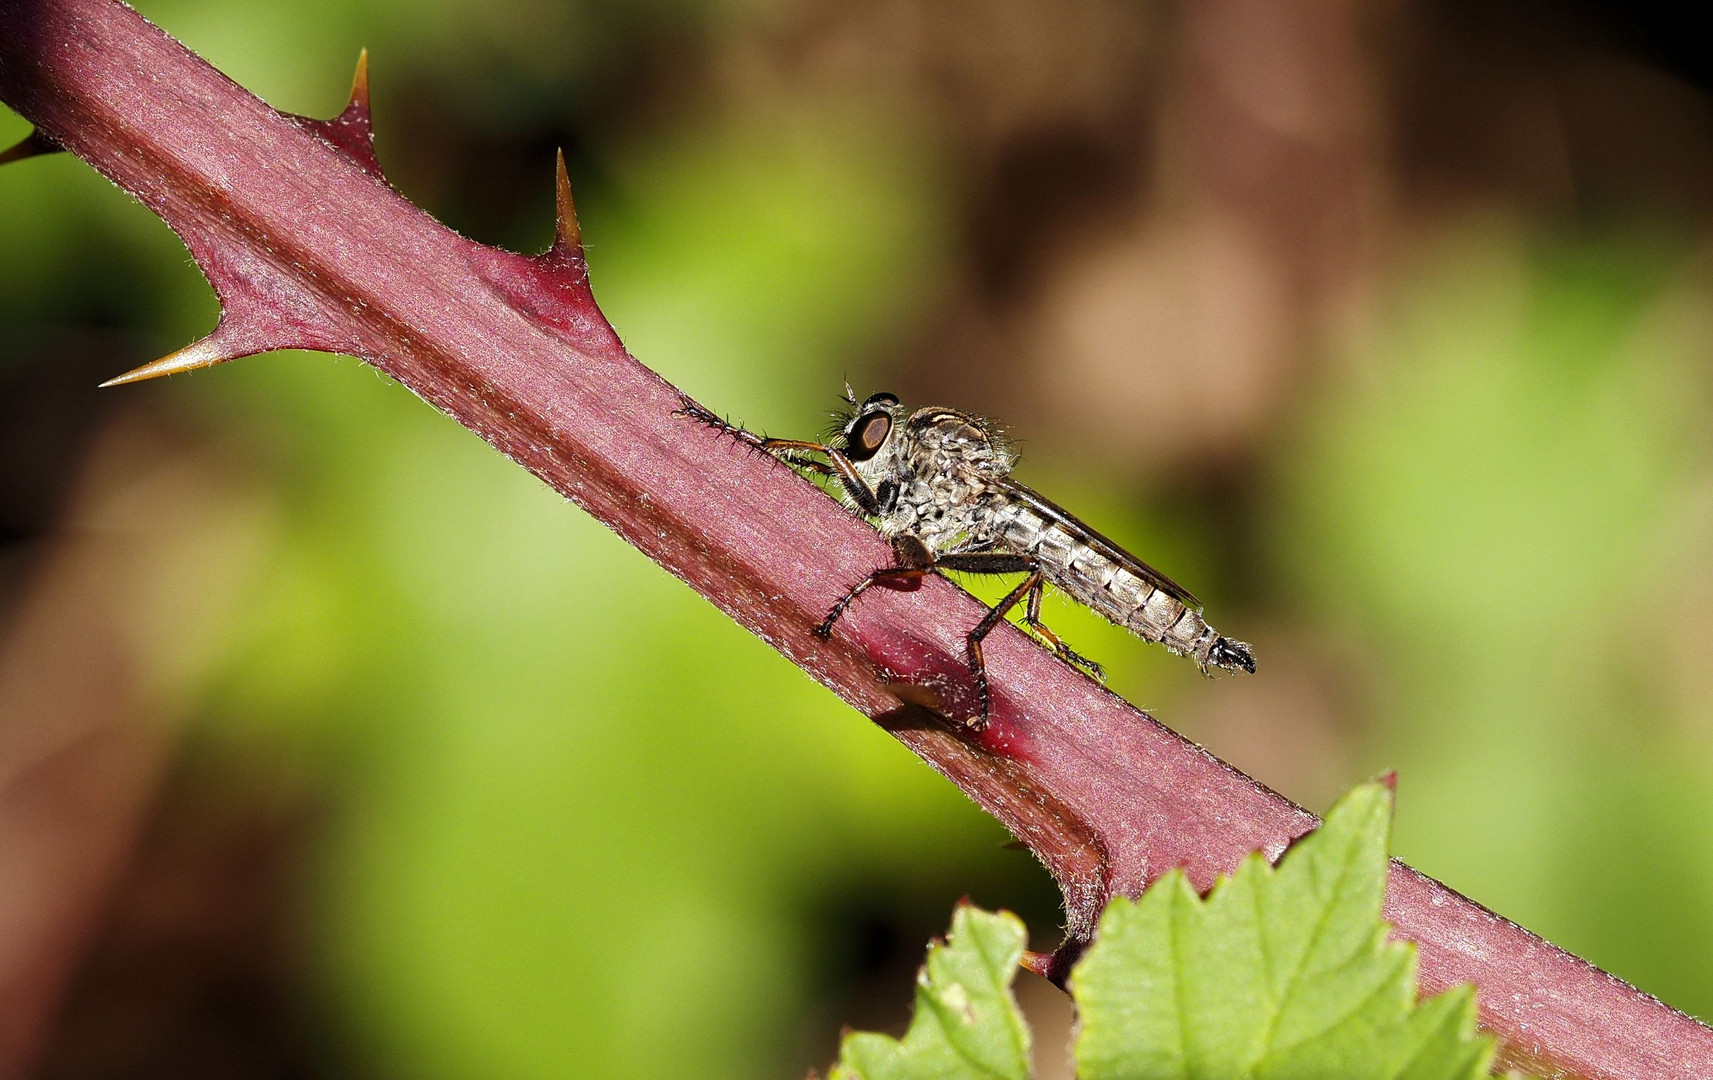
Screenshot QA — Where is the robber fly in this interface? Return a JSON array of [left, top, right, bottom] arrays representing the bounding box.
[[682, 389, 1253, 729]]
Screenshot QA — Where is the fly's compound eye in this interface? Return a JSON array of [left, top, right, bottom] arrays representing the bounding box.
[[845, 411, 893, 462], [864, 391, 900, 407]]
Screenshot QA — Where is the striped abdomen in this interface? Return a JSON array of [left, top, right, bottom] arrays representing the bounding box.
[[983, 495, 1253, 673]]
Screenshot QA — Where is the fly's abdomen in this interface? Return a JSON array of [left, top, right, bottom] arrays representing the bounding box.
[[1057, 542, 1201, 652], [991, 499, 1253, 674]]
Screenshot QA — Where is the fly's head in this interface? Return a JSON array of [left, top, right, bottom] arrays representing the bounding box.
[[832, 391, 908, 491]]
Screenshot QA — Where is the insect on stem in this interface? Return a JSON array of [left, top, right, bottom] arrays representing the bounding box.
[[683, 390, 1254, 730]]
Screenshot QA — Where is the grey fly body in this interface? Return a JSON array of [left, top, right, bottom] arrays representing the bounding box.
[[683, 389, 1253, 729]]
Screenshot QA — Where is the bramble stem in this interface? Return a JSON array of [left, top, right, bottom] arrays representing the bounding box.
[[1, 1, 1707, 1074]]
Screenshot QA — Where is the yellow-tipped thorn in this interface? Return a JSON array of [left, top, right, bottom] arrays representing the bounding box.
[[553, 148, 581, 249], [99, 336, 233, 388], [349, 48, 371, 111], [0, 130, 61, 167]]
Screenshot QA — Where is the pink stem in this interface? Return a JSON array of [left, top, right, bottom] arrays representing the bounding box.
[[1, 1, 1705, 1074]]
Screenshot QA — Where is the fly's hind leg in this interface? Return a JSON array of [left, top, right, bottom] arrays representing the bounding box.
[[1021, 578, 1105, 683]]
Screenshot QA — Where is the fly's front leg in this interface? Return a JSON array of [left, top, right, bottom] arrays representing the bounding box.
[[675, 395, 773, 453], [675, 397, 886, 514], [715, 427, 885, 517], [1022, 579, 1105, 682], [756, 439, 885, 516], [817, 534, 936, 637]]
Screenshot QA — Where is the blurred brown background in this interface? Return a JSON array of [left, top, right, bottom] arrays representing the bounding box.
[[3, 0, 1712, 1076]]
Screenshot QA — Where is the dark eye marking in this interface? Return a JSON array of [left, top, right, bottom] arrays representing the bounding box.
[[864, 391, 900, 407], [845, 411, 892, 461]]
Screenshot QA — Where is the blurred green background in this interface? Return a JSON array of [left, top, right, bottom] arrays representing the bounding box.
[[2, 1, 1712, 1076]]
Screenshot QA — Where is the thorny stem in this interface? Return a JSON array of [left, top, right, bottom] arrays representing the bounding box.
[[1, 1, 1708, 1075]]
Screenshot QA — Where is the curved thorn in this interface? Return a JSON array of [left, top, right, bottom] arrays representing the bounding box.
[[0, 129, 62, 166], [553, 148, 581, 250], [99, 335, 234, 387], [304, 47, 382, 179]]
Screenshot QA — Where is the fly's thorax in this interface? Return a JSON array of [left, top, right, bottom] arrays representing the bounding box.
[[877, 470, 999, 552], [902, 407, 1014, 481]]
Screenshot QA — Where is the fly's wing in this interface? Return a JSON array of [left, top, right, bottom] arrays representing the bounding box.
[[996, 479, 1202, 608]]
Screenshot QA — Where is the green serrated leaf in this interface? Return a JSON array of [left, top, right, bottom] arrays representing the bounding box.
[[831, 904, 1033, 1080], [1071, 782, 1497, 1080]]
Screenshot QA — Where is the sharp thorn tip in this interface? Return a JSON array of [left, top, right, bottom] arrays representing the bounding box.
[[100, 337, 234, 387], [553, 148, 581, 249], [349, 48, 372, 108]]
